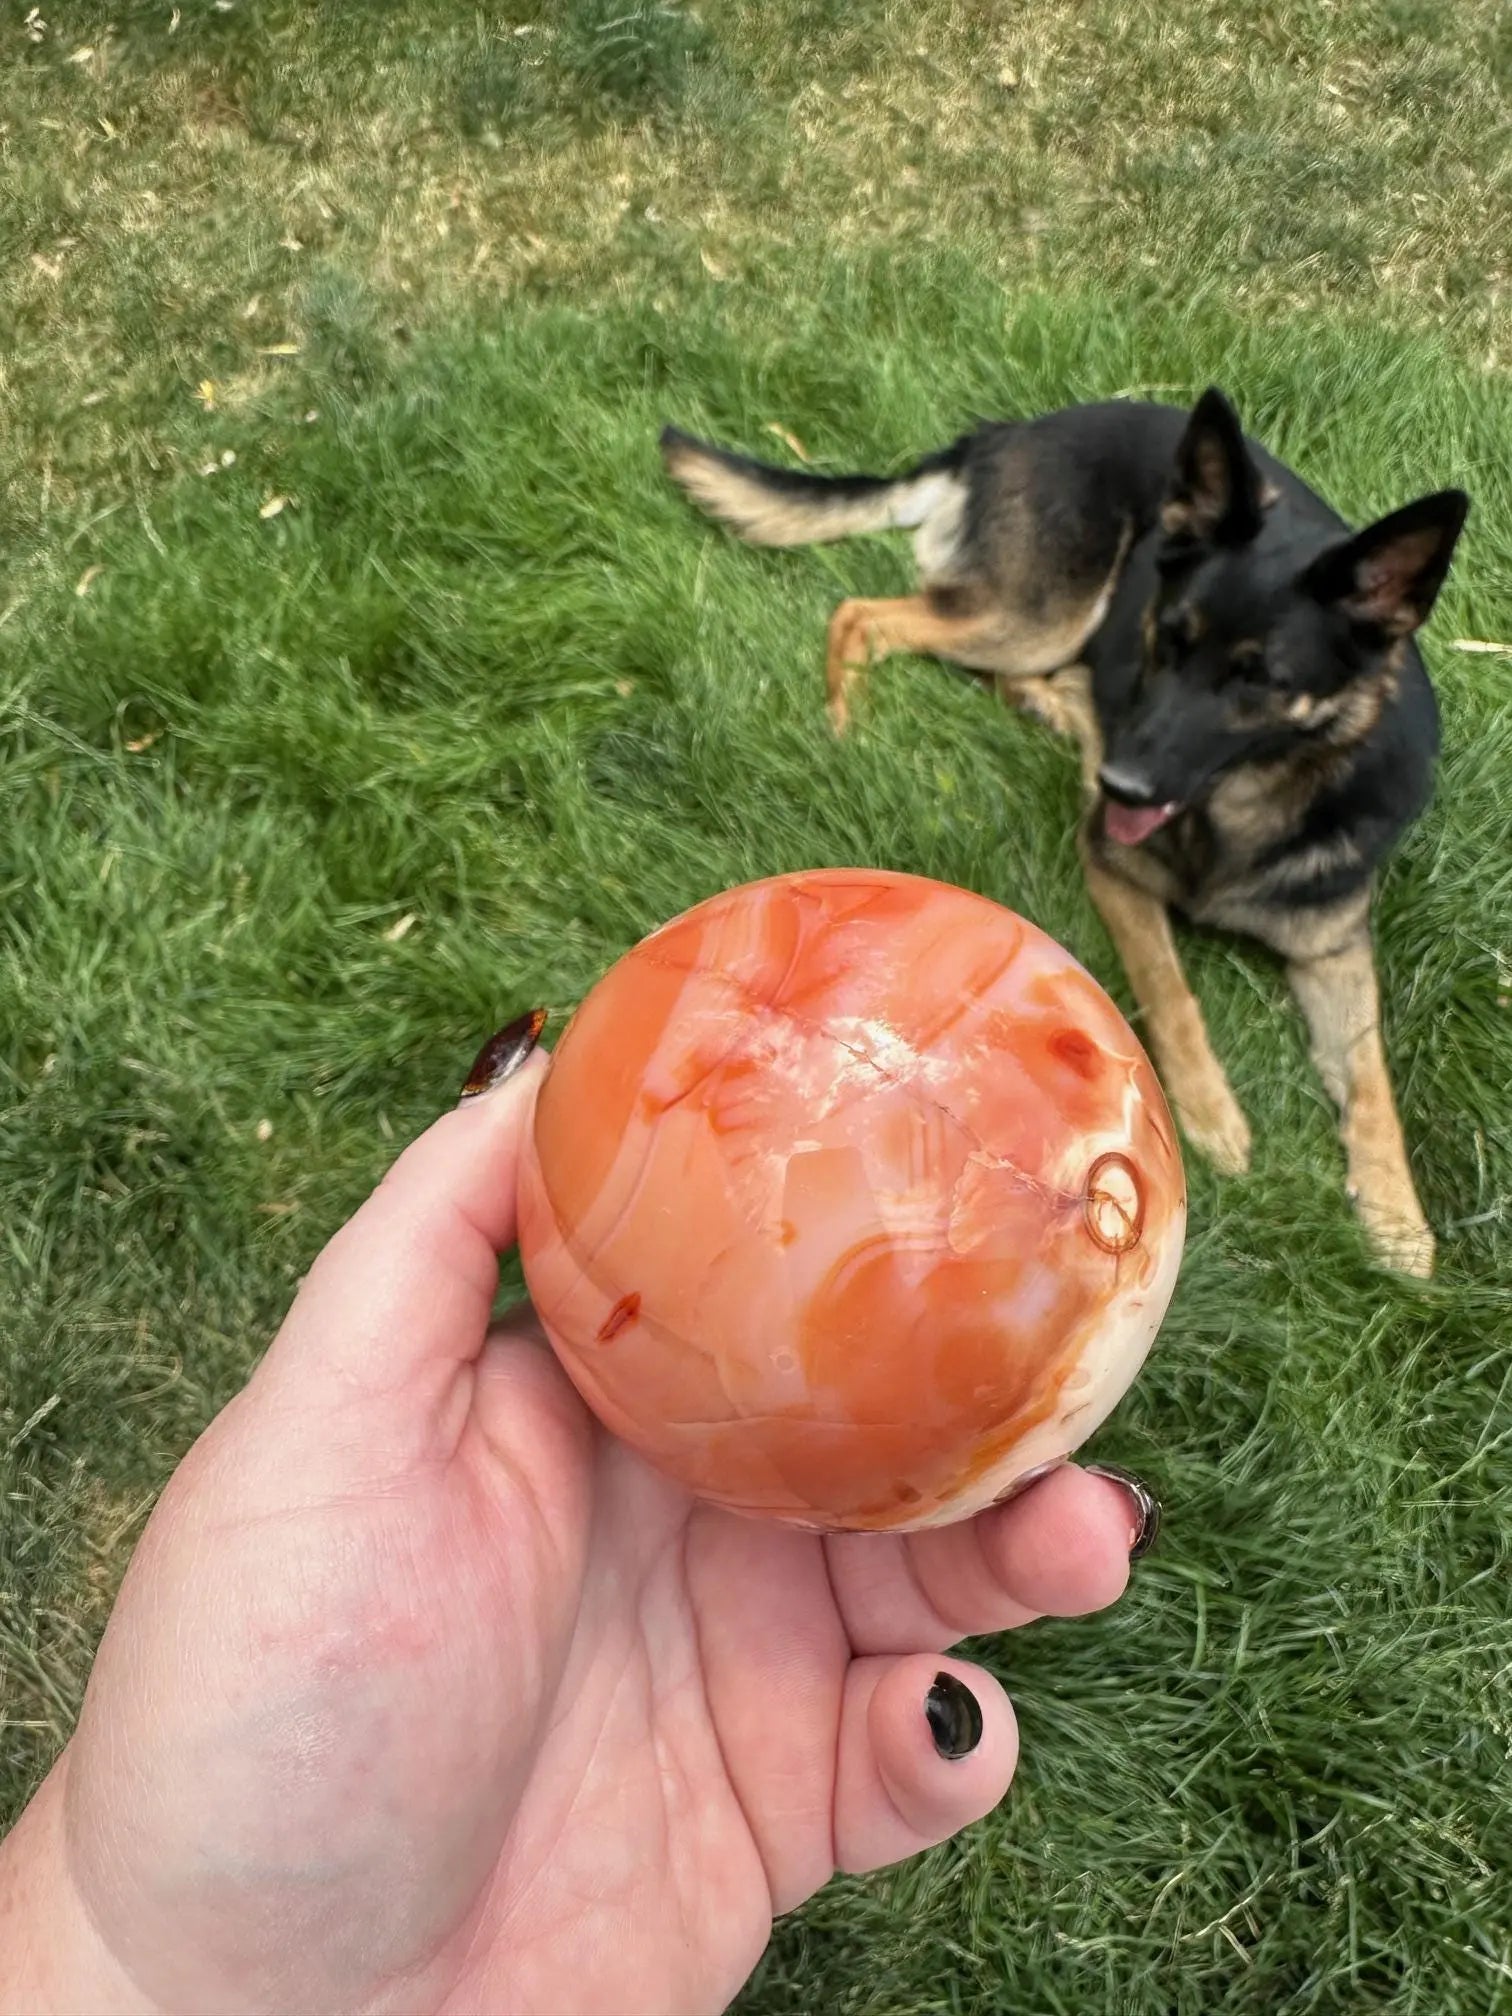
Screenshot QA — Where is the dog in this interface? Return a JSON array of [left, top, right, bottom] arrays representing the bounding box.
[[660, 388, 1469, 1276]]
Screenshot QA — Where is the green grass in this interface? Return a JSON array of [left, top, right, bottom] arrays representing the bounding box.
[[3, 5, 1511, 2011]]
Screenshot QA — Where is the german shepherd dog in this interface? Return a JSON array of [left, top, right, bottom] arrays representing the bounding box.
[[660, 390, 1469, 1276]]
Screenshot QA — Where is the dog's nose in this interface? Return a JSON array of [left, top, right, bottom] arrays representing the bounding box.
[[1097, 763, 1161, 806]]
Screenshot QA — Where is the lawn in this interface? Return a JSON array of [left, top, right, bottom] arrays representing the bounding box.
[[3, 2, 1511, 2010]]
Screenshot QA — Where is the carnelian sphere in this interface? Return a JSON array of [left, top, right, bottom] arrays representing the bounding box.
[[517, 868, 1184, 1532]]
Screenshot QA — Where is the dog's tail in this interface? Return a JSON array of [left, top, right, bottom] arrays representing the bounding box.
[[659, 425, 963, 547]]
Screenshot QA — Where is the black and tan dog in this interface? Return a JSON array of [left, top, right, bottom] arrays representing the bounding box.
[[660, 390, 1468, 1275]]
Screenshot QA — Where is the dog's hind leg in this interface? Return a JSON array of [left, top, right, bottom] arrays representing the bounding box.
[[1004, 663, 1102, 771], [1077, 844, 1253, 1175], [1287, 934, 1434, 1277], [824, 596, 1103, 736], [824, 595, 1017, 734]]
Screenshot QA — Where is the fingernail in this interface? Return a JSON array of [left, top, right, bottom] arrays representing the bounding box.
[[992, 1457, 1065, 1505], [1085, 1462, 1161, 1562], [459, 1009, 547, 1102], [925, 1672, 983, 1761]]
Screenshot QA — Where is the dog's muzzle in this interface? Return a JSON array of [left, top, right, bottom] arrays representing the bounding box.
[[1098, 766, 1181, 847]]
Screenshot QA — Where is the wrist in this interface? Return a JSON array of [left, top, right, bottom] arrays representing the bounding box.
[[0, 1755, 159, 2016]]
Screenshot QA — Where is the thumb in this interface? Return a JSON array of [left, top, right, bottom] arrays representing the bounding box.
[[257, 1020, 549, 1418], [833, 1655, 1018, 1875]]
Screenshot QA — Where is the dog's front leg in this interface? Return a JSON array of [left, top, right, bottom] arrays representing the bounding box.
[[1287, 935, 1435, 1277], [1078, 844, 1253, 1175]]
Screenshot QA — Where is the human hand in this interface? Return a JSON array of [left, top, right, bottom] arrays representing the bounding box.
[[0, 1020, 1155, 2016]]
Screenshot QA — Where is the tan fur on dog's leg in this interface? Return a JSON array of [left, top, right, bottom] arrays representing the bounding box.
[[1288, 937, 1434, 1276], [1004, 665, 1101, 778], [824, 595, 1012, 734], [824, 600, 875, 734], [1079, 846, 1252, 1174], [1046, 676, 1249, 1169]]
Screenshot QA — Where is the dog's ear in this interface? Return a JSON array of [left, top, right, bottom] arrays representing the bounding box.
[[1162, 388, 1266, 547], [1299, 490, 1470, 637]]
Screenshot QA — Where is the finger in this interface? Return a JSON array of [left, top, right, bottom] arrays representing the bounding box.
[[825, 1464, 1147, 1655], [258, 1047, 548, 1413], [833, 1654, 1017, 1875]]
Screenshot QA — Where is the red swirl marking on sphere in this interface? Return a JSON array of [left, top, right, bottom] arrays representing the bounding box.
[[1083, 1152, 1145, 1253], [597, 1292, 642, 1344], [1048, 1027, 1102, 1081]]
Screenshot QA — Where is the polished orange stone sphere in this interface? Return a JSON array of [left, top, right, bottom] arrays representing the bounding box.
[[517, 869, 1184, 1532]]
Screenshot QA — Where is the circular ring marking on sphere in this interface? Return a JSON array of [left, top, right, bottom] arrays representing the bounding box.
[[1084, 1151, 1145, 1253]]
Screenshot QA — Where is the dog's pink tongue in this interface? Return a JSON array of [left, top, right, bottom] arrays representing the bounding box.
[[1104, 800, 1179, 847]]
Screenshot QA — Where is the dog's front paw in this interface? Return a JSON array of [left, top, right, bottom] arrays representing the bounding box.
[[1175, 1078, 1252, 1176], [1351, 1188, 1436, 1279], [1342, 1111, 1437, 1278]]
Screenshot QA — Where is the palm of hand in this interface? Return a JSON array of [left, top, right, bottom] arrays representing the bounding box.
[[58, 1071, 1137, 2016]]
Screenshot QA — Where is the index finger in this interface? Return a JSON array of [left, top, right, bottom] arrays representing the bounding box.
[[824, 1463, 1151, 1655]]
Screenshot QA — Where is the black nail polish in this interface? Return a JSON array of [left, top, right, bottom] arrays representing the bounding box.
[[925, 1672, 983, 1761], [460, 1009, 547, 1102], [1085, 1462, 1162, 1561]]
